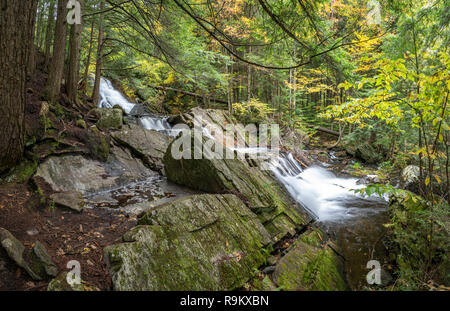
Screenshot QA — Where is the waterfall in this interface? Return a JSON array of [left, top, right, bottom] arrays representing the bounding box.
[[98, 78, 176, 136], [97, 79, 384, 222], [99, 78, 135, 114]]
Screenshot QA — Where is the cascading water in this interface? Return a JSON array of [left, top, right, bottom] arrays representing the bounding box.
[[99, 78, 135, 114], [98, 78, 386, 222], [98, 78, 177, 136]]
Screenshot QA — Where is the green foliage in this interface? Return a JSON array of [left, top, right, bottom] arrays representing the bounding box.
[[233, 99, 275, 124], [357, 185, 450, 289]]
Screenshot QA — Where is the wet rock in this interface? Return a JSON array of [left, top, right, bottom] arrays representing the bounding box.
[[47, 272, 99, 291], [129, 103, 155, 117], [94, 108, 123, 131], [401, 165, 420, 193], [104, 194, 272, 291], [343, 138, 388, 164], [111, 123, 172, 173], [30, 241, 58, 279], [262, 266, 276, 274], [272, 230, 346, 291], [0, 227, 41, 280], [50, 191, 85, 213], [163, 132, 307, 241]]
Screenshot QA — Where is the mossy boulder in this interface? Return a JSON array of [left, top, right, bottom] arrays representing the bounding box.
[[103, 194, 272, 291], [47, 272, 99, 291], [272, 230, 346, 291], [29, 241, 58, 279], [50, 191, 85, 213], [93, 108, 123, 131], [163, 132, 307, 241]]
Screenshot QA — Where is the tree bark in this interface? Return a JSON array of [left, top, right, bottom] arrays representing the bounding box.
[[82, 17, 95, 93], [0, 0, 38, 171], [44, 0, 56, 70], [67, 0, 83, 104], [92, 1, 105, 106], [45, 0, 68, 103]]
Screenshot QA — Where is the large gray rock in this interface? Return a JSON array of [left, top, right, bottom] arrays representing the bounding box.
[[163, 133, 307, 241], [34, 146, 155, 194], [111, 124, 172, 173], [104, 194, 272, 291]]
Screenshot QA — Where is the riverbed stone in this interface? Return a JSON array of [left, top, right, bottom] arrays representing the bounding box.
[[50, 191, 84, 213], [169, 107, 257, 146], [103, 194, 272, 291], [111, 123, 172, 173], [272, 230, 346, 291]]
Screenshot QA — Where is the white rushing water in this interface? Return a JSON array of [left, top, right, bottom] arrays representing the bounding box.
[[99, 78, 385, 222], [99, 78, 135, 114], [98, 78, 176, 135]]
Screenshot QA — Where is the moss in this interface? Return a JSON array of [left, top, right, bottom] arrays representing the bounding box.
[[95, 108, 123, 131], [104, 194, 273, 291], [0, 160, 38, 184], [76, 119, 87, 129], [86, 128, 110, 162], [273, 230, 346, 291]]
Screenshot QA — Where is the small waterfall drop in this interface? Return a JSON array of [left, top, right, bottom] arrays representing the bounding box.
[[98, 78, 177, 136], [99, 78, 135, 114]]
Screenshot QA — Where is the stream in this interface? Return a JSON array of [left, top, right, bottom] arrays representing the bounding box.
[[98, 78, 391, 290]]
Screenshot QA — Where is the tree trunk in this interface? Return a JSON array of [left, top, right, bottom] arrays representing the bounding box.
[[247, 46, 252, 101], [44, 0, 56, 70], [92, 1, 105, 106], [67, 0, 83, 104], [45, 0, 68, 103], [82, 17, 96, 93], [0, 0, 38, 171]]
